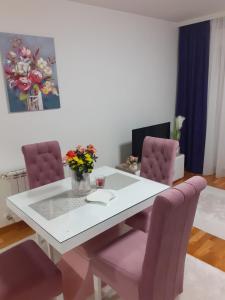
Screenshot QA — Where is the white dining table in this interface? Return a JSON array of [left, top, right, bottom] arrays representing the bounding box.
[[7, 166, 169, 255]]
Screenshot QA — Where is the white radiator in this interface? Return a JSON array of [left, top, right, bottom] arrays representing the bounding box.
[[0, 169, 29, 228], [0, 165, 69, 228]]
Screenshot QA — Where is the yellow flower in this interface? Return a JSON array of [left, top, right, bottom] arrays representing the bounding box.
[[85, 153, 93, 162], [78, 159, 84, 165]]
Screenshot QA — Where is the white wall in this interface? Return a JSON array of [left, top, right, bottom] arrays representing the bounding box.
[[0, 0, 178, 172]]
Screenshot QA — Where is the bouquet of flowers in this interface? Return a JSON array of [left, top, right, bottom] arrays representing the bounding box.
[[66, 145, 98, 181], [3, 37, 58, 109]]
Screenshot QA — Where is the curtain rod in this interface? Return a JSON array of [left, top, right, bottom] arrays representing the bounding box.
[[178, 10, 225, 27]]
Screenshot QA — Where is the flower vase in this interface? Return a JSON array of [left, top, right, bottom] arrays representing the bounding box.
[[27, 91, 43, 111], [71, 171, 91, 197]]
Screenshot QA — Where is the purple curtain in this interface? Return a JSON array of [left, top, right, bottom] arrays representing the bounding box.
[[176, 21, 210, 173]]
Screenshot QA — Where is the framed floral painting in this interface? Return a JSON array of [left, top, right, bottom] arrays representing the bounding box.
[[0, 32, 60, 112]]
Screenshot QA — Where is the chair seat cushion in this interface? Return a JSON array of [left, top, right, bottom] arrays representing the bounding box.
[[126, 206, 153, 232], [0, 240, 62, 300], [92, 230, 147, 300]]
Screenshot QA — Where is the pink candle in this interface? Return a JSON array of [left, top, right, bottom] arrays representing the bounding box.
[[96, 177, 105, 188]]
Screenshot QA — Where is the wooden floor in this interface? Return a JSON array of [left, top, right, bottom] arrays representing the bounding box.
[[0, 221, 34, 249], [188, 227, 225, 272], [1, 172, 225, 273]]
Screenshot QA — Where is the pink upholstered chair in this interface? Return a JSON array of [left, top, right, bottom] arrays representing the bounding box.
[[126, 136, 179, 232], [91, 176, 207, 300], [0, 240, 62, 300], [22, 140, 65, 189]]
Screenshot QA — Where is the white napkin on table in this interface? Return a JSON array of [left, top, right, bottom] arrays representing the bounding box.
[[86, 190, 115, 205]]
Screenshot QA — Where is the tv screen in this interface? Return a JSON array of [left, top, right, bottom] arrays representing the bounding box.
[[132, 122, 170, 162]]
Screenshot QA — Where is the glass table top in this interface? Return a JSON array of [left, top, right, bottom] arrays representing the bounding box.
[[29, 172, 139, 220]]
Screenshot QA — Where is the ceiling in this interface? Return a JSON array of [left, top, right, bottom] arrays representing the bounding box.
[[70, 0, 225, 22]]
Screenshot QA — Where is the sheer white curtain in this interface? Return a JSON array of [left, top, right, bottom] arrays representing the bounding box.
[[203, 18, 225, 177]]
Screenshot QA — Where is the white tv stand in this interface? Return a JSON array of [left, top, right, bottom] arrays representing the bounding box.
[[173, 154, 185, 181]]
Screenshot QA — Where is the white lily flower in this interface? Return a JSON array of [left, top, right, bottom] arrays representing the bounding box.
[[16, 61, 30, 75], [176, 115, 185, 130]]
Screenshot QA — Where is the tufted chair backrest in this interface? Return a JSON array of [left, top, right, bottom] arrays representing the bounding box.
[[22, 141, 65, 189], [140, 136, 178, 186]]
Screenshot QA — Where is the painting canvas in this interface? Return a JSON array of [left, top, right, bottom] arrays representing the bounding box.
[[0, 32, 60, 112]]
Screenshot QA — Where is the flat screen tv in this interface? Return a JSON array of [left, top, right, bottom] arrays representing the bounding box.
[[132, 122, 170, 162]]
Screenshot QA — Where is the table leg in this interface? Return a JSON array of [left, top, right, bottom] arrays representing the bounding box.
[[53, 294, 64, 300], [46, 242, 54, 260], [93, 275, 102, 300], [35, 233, 41, 245]]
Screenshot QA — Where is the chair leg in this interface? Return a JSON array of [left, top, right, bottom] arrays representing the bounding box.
[[93, 275, 102, 300]]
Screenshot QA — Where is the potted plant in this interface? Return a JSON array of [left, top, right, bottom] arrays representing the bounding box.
[[173, 115, 185, 153]]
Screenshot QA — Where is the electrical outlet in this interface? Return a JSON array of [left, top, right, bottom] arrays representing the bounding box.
[[5, 213, 15, 222]]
